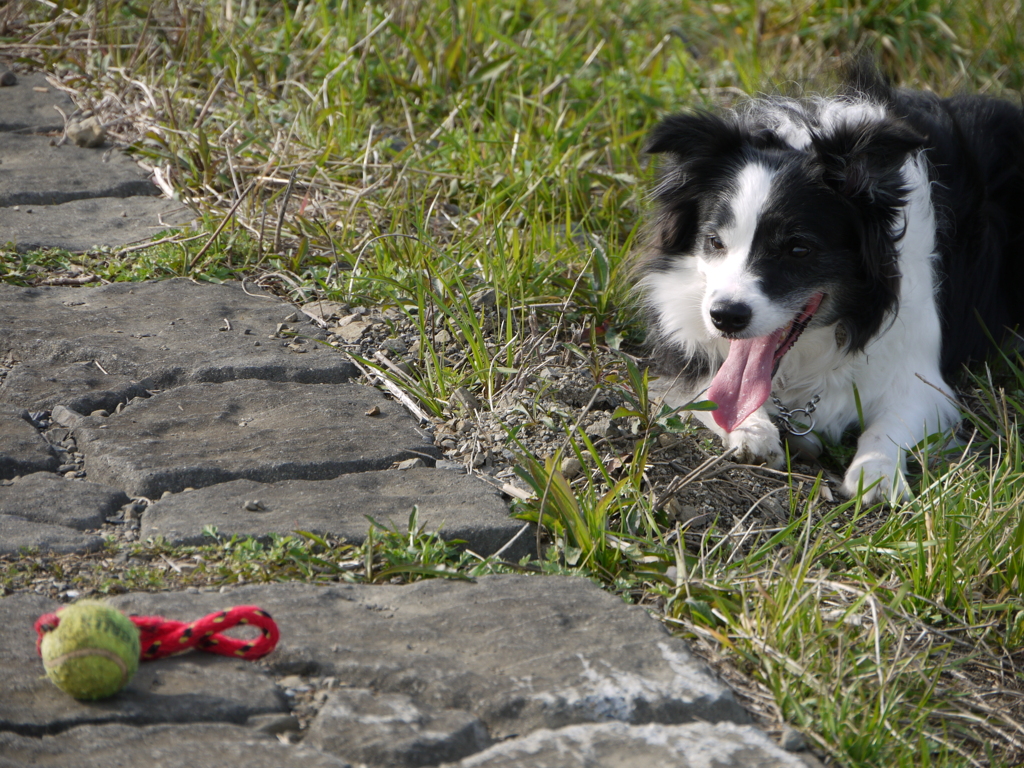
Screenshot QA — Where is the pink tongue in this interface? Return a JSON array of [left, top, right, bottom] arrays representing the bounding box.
[[706, 328, 785, 432]]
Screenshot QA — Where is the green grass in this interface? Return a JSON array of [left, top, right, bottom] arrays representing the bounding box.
[[0, 510, 495, 595], [3, 0, 1024, 765]]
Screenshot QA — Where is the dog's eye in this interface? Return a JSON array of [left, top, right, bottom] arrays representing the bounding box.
[[707, 234, 726, 252], [789, 245, 811, 258]]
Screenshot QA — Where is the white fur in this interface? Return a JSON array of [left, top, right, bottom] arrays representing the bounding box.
[[646, 147, 960, 504], [698, 164, 801, 338]]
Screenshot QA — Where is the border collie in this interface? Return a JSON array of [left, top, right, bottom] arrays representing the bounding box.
[[637, 64, 1024, 503]]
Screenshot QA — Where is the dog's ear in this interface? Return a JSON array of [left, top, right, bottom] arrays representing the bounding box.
[[813, 119, 924, 342], [644, 112, 745, 261], [811, 118, 924, 204], [646, 111, 745, 162]]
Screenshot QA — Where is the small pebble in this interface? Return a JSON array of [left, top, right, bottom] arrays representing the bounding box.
[[283, 312, 299, 323], [334, 314, 359, 328], [243, 499, 266, 512], [560, 457, 583, 480], [67, 116, 106, 148], [452, 387, 480, 412], [391, 360, 414, 377], [397, 458, 426, 470], [657, 433, 679, 448], [779, 725, 806, 752], [0, 70, 16, 86], [382, 338, 408, 355], [365, 405, 381, 416], [471, 288, 496, 307]]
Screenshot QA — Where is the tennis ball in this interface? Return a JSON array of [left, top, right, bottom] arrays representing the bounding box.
[[40, 600, 140, 700]]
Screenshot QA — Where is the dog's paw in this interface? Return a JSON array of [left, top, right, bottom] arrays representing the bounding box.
[[842, 455, 910, 505], [724, 422, 785, 468]]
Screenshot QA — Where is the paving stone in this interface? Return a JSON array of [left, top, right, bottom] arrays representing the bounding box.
[[75, 380, 440, 497], [0, 72, 75, 133], [0, 472, 129, 530], [109, 577, 749, 738], [0, 579, 780, 765], [0, 513, 104, 556], [0, 279, 357, 412], [306, 689, 490, 767], [0, 133, 159, 207], [141, 468, 526, 558], [0, 195, 194, 252], [0, 723, 351, 768], [0, 404, 58, 479], [0, 71, 196, 253], [442, 721, 814, 768], [0, 593, 288, 736]]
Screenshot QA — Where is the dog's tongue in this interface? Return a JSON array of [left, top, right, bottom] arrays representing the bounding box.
[[707, 328, 786, 432]]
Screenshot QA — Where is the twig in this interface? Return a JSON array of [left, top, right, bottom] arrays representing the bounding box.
[[347, 354, 432, 425], [493, 523, 531, 559], [193, 74, 224, 129], [238, 277, 280, 301], [187, 181, 255, 273], [272, 168, 298, 254]]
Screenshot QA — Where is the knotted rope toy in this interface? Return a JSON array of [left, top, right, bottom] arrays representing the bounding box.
[[35, 601, 279, 700]]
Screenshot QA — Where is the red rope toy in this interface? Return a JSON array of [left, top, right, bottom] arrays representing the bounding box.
[[35, 605, 279, 662]]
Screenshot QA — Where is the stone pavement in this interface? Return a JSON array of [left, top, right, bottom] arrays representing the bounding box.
[[0, 279, 521, 559], [0, 71, 822, 767], [0, 70, 191, 251]]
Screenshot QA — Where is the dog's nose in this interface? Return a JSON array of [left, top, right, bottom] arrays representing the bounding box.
[[710, 300, 752, 333]]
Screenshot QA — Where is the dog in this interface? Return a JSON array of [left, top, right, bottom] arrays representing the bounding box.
[[637, 63, 1024, 503]]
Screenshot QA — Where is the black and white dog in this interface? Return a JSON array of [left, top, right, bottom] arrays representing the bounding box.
[[638, 64, 1024, 502]]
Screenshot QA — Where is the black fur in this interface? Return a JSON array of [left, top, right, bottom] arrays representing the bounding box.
[[641, 66, 1024, 377]]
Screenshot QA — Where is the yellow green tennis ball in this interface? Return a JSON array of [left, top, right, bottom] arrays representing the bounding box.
[[40, 600, 140, 700]]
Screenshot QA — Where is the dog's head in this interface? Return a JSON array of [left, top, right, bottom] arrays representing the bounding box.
[[639, 104, 924, 429]]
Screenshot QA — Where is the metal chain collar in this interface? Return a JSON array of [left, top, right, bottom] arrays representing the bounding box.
[[771, 393, 821, 436]]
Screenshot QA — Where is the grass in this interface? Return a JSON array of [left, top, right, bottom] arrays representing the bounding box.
[[0, 510, 491, 595], [3, 0, 1024, 765]]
